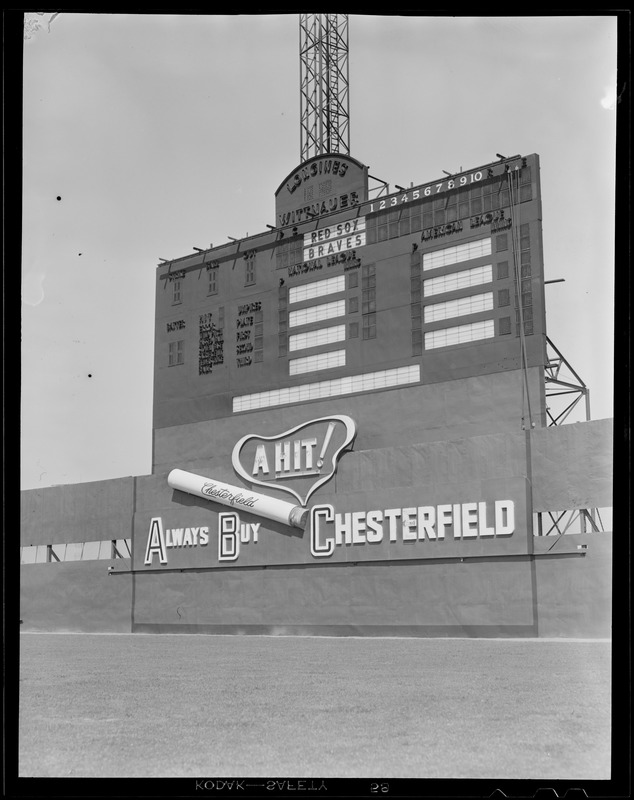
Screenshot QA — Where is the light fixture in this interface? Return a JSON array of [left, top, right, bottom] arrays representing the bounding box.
[[496, 153, 507, 159], [267, 224, 284, 239], [395, 184, 406, 192], [193, 247, 204, 252], [228, 236, 238, 241]]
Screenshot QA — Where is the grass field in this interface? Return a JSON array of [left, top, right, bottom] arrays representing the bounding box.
[[18, 633, 611, 780]]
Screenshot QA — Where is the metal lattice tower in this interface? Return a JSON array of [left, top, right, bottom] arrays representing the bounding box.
[[544, 337, 591, 426], [300, 14, 350, 162]]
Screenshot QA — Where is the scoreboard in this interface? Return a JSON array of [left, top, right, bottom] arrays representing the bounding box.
[[154, 152, 546, 430]]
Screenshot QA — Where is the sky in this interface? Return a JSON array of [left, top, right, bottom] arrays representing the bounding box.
[[20, 13, 618, 490]]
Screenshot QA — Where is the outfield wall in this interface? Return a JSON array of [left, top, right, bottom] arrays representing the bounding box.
[[19, 477, 135, 633], [533, 533, 612, 638], [20, 476, 136, 545], [130, 534, 611, 638], [18, 535, 611, 637], [20, 560, 133, 633], [20, 419, 612, 637]]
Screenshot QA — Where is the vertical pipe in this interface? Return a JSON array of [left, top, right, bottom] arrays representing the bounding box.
[[585, 388, 591, 421]]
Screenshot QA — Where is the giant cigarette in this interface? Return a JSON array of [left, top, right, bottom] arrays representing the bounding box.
[[167, 468, 308, 530]]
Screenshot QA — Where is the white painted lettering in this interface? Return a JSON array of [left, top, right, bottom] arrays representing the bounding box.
[[310, 505, 335, 558], [294, 440, 301, 470], [478, 502, 496, 537], [306, 500, 515, 558], [218, 512, 240, 561], [461, 504, 479, 538], [365, 510, 384, 543], [334, 512, 353, 545], [275, 441, 291, 473], [417, 507, 437, 540], [144, 517, 167, 565], [401, 507, 418, 541], [495, 501, 515, 536], [352, 511, 367, 544], [453, 504, 462, 538], [384, 509, 402, 542], [302, 438, 318, 469], [436, 505, 452, 540], [253, 444, 270, 476]]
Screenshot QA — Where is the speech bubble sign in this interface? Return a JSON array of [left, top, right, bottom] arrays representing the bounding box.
[[232, 415, 357, 506]]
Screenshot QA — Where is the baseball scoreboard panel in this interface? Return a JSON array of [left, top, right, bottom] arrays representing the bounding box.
[[154, 153, 546, 429]]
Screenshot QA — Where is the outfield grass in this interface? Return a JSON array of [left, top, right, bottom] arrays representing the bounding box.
[[18, 633, 610, 779]]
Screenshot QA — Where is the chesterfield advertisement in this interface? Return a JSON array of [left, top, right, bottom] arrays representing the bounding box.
[[135, 415, 531, 570]]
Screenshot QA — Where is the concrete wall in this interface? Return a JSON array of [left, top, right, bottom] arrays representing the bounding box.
[[131, 534, 611, 638], [19, 536, 611, 638], [20, 476, 136, 633], [138, 419, 612, 638], [530, 419, 613, 510], [20, 421, 612, 637], [533, 533, 612, 638], [20, 560, 132, 633], [152, 369, 545, 473], [131, 556, 538, 637], [20, 476, 135, 545]]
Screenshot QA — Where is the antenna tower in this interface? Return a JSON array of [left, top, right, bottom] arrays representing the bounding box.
[[299, 14, 350, 162]]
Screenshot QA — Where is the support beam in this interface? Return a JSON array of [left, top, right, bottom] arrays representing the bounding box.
[[545, 337, 591, 426]]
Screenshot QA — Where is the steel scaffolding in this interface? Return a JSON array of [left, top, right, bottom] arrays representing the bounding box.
[[536, 337, 605, 534], [544, 336, 591, 426], [299, 14, 350, 161]]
